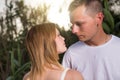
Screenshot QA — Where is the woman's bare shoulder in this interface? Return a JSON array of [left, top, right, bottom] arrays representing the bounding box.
[[65, 69, 84, 80], [23, 72, 30, 80]]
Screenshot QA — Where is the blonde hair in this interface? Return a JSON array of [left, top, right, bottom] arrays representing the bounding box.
[[25, 23, 62, 79], [69, 0, 103, 16]]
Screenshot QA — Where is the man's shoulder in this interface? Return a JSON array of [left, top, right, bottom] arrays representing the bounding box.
[[111, 35, 120, 43], [112, 35, 120, 40], [69, 41, 84, 49]]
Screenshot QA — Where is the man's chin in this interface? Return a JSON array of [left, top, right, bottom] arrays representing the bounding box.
[[79, 38, 86, 42]]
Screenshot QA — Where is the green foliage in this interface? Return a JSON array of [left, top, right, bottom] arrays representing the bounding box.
[[0, 0, 49, 80], [6, 44, 30, 80], [102, 0, 120, 37], [103, 8, 114, 31]]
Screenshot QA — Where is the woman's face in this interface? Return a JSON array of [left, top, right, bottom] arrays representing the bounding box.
[[55, 29, 67, 54]]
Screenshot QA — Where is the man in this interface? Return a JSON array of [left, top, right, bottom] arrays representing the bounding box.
[[62, 0, 120, 80]]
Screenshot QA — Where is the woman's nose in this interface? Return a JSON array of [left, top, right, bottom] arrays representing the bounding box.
[[61, 36, 65, 40]]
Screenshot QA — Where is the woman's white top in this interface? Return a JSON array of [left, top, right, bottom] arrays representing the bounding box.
[[60, 68, 69, 80]]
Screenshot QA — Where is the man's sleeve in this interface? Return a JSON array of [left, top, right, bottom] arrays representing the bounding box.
[[62, 50, 72, 68]]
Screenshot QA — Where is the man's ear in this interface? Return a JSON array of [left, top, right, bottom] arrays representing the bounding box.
[[96, 12, 104, 25]]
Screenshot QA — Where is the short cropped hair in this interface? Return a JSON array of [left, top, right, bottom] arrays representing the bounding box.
[[69, 0, 103, 15]]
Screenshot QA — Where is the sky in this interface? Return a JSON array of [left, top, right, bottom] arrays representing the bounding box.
[[0, 0, 72, 30], [0, 0, 5, 14], [24, 0, 73, 30]]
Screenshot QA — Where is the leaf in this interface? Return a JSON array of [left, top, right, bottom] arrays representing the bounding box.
[[103, 8, 114, 30], [102, 22, 111, 34], [6, 76, 14, 80], [17, 43, 22, 66], [10, 50, 15, 76], [103, 0, 109, 10], [14, 62, 30, 79]]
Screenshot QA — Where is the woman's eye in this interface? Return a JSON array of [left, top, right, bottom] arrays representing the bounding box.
[[57, 34, 60, 37]]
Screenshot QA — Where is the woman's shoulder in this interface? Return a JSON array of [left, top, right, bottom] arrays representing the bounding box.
[[23, 72, 30, 80], [65, 69, 83, 80]]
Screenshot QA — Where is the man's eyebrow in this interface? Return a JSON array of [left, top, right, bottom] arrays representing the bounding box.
[[75, 21, 83, 25]]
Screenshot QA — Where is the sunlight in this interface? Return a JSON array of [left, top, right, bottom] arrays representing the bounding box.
[[24, 0, 72, 30]]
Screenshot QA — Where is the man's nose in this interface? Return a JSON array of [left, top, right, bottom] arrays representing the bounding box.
[[72, 25, 79, 34]]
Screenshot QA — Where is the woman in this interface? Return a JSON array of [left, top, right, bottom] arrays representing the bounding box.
[[23, 23, 83, 80]]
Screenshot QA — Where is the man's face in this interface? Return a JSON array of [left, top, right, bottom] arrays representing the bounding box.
[[70, 5, 99, 42]]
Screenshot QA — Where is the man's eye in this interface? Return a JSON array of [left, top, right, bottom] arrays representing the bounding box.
[[75, 22, 81, 27]]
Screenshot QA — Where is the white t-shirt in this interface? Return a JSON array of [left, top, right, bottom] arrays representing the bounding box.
[[62, 35, 120, 80]]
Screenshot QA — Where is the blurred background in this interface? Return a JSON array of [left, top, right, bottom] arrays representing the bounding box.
[[0, 0, 120, 80]]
